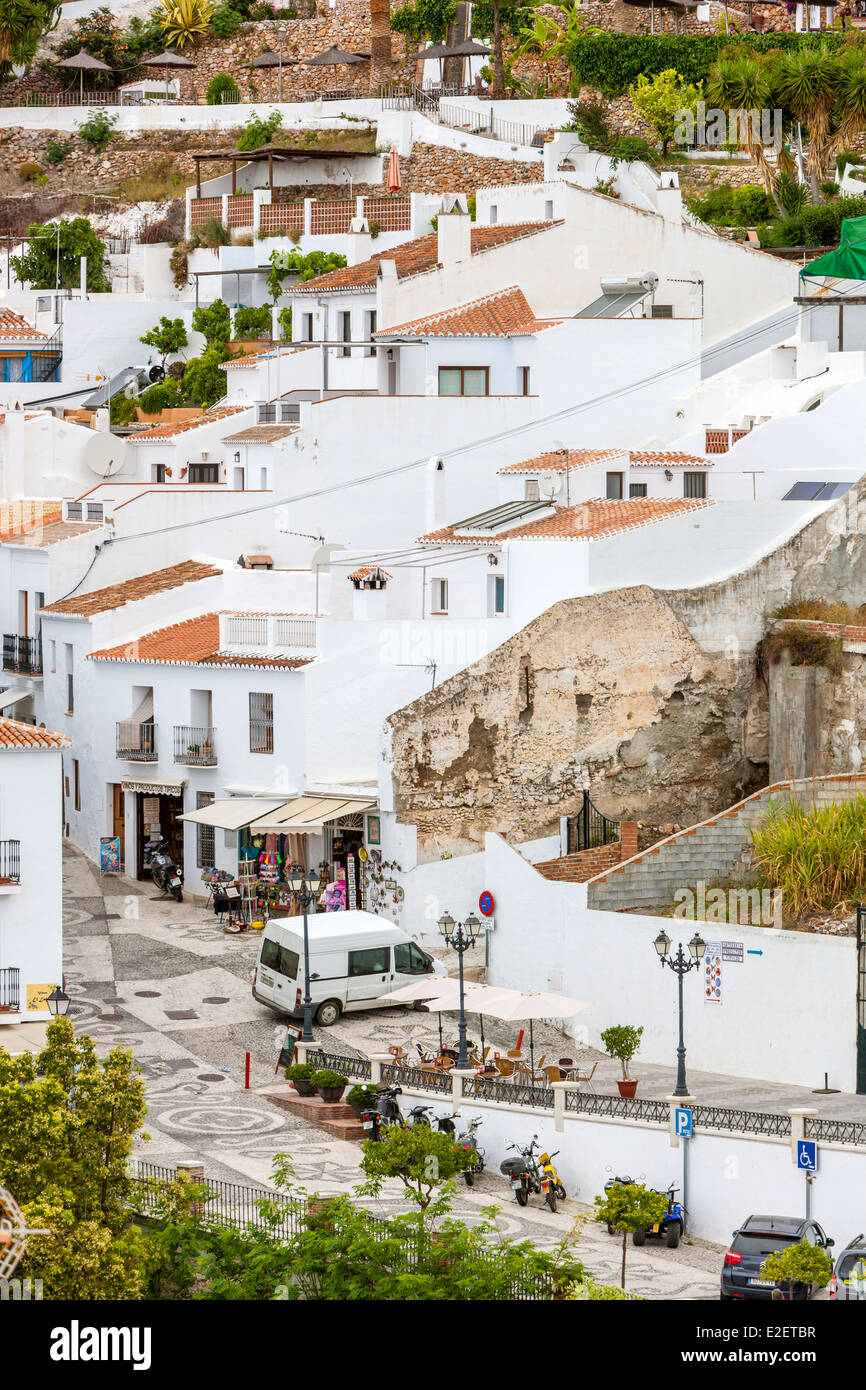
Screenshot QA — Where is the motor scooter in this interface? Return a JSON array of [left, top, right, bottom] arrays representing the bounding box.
[[539, 1148, 566, 1201], [500, 1135, 558, 1212], [360, 1083, 405, 1139], [457, 1116, 485, 1187], [150, 840, 183, 902]]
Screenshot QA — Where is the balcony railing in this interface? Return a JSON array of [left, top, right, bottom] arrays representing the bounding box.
[[3, 634, 42, 675], [0, 840, 21, 883], [0, 967, 20, 1012], [174, 726, 217, 766], [116, 721, 157, 761]]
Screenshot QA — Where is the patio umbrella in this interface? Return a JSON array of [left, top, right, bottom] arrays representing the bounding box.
[[248, 49, 298, 100], [465, 987, 590, 1075], [305, 45, 366, 88], [386, 148, 401, 193], [390, 976, 494, 1055], [618, 0, 698, 33], [445, 38, 492, 56], [142, 49, 195, 101], [54, 50, 114, 103], [409, 40, 452, 83]]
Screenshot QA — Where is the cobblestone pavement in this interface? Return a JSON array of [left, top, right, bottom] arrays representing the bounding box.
[[66, 843, 846, 1301]]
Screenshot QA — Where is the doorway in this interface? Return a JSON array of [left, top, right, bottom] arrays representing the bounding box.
[[135, 791, 184, 880], [112, 784, 125, 867]]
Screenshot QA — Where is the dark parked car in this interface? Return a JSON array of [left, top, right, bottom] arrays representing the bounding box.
[[721, 1215, 834, 1300], [831, 1234, 866, 1300]]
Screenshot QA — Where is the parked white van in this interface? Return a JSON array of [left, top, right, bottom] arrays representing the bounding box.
[[252, 910, 447, 1026]]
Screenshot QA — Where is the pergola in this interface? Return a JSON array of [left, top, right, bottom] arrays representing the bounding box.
[[190, 144, 371, 198]]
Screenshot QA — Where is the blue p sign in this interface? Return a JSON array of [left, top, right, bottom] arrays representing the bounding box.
[[675, 1108, 693, 1139], [797, 1140, 817, 1171]]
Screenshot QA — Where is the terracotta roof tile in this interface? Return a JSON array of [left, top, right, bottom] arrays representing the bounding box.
[[2, 520, 103, 548], [375, 286, 560, 339], [629, 450, 712, 468], [0, 308, 47, 342], [226, 345, 316, 371], [88, 613, 313, 670], [347, 564, 394, 581], [41, 560, 223, 617], [418, 497, 714, 544], [293, 223, 560, 293], [0, 499, 63, 541], [0, 717, 69, 749], [222, 424, 298, 442], [497, 448, 626, 475], [127, 406, 247, 442]]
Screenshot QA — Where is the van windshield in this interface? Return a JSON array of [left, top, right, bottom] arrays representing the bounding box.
[[261, 938, 300, 979]]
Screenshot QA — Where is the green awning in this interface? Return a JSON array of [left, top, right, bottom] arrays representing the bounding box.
[[801, 215, 866, 282]]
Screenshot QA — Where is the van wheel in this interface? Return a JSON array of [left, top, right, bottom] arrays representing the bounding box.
[[315, 999, 342, 1026]]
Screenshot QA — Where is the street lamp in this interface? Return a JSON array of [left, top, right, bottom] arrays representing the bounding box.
[[652, 928, 706, 1098], [277, 24, 288, 101], [288, 866, 321, 1041], [46, 985, 70, 1017], [438, 909, 482, 1069]]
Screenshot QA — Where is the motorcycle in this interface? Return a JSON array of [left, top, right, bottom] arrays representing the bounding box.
[[457, 1116, 485, 1187], [150, 840, 183, 902], [633, 1183, 686, 1249], [500, 1135, 559, 1212], [539, 1148, 566, 1202], [361, 1083, 405, 1139]]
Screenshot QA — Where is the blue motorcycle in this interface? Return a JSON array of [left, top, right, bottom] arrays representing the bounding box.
[[633, 1183, 686, 1249]]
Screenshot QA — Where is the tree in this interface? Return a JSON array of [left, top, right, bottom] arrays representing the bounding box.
[[359, 1124, 475, 1209], [600, 1023, 643, 1082], [54, 5, 137, 88], [759, 1239, 833, 1301], [233, 304, 272, 340], [182, 343, 232, 406], [266, 248, 347, 301], [0, 1016, 154, 1299], [10, 217, 109, 292], [629, 68, 702, 154], [191, 297, 231, 346], [594, 1182, 668, 1289], [0, 0, 60, 73], [140, 315, 188, 369]]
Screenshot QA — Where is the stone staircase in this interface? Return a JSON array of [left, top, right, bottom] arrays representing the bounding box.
[[262, 1084, 367, 1140]]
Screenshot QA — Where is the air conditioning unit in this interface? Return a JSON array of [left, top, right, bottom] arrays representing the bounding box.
[[651, 304, 673, 319]]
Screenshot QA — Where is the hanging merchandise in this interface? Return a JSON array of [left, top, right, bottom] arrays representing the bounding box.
[[323, 878, 346, 912], [346, 854, 357, 910], [258, 851, 280, 885]]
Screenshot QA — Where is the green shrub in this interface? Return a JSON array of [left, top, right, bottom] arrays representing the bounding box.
[[346, 1083, 378, 1109], [198, 216, 231, 248], [233, 304, 271, 339], [284, 1061, 315, 1080], [17, 161, 44, 182], [750, 796, 866, 915], [310, 1068, 348, 1089], [45, 139, 69, 166], [836, 148, 862, 176], [138, 381, 181, 413], [209, 2, 243, 37], [565, 97, 612, 152], [110, 394, 139, 425], [76, 109, 117, 150], [687, 182, 773, 227], [206, 70, 240, 105], [237, 108, 283, 150]]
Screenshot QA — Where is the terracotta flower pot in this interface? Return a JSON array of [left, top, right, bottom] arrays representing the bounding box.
[[617, 1079, 638, 1099]]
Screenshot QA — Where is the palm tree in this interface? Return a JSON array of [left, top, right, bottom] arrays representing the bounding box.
[[706, 53, 790, 214], [0, 0, 60, 70], [775, 47, 841, 202]]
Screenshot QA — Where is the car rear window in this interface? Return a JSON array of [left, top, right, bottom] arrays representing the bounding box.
[[733, 1232, 797, 1256], [837, 1253, 866, 1282]]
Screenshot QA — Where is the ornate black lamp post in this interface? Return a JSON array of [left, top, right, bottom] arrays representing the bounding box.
[[288, 867, 322, 1042], [437, 910, 481, 1069], [653, 928, 706, 1098]]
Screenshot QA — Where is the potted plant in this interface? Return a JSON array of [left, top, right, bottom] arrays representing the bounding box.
[[601, 1024, 644, 1098], [285, 1061, 317, 1096], [346, 1083, 378, 1115], [311, 1067, 348, 1103]]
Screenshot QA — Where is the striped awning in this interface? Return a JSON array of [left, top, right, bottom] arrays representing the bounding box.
[[247, 796, 375, 832]]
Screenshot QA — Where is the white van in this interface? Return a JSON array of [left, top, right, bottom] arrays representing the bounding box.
[[251, 910, 447, 1026]]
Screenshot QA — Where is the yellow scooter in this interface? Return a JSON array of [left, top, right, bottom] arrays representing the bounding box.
[[539, 1150, 567, 1203]]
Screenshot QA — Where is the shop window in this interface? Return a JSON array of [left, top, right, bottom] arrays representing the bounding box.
[[606, 471, 623, 500], [684, 471, 707, 499], [249, 691, 274, 753], [431, 578, 448, 614], [196, 790, 215, 868], [348, 945, 390, 976], [629, 482, 647, 498], [438, 366, 489, 397], [394, 941, 431, 975]]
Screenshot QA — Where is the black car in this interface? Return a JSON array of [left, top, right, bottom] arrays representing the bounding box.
[[720, 1215, 834, 1300]]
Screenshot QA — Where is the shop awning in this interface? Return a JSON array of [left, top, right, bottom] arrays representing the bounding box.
[[801, 215, 866, 282], [180, 796, 286, 831], [247, 796, 376, 832], [122, 777, 186, 796]]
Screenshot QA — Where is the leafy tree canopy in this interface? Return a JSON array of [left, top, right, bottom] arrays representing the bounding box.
[[10, 216, 109, 292]]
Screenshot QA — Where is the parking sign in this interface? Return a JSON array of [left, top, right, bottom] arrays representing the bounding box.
[[797, 1140, 817, 1171], [675, 1107, 693, 1139]]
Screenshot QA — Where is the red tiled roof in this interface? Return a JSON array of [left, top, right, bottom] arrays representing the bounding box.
[[3, 520, 103, 548], [629, 450, 711, 468], [0, 499, 63, 541], [222, 425, 298, 441], [347, 564, 394, 581], [293, 223, 560, 293], [227, 346, 316, 371], [418, 497, 715, 544], [375, 286, 560, 339], [41, 561, 223, 617], [0, 308, 47, 342], [0, 717, 69, 749], [127, 406, 247, 442], [88, 613, 313, 670], [497, 448, 627, 476]]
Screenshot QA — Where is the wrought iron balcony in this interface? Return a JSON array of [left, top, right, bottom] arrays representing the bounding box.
[[0, 967, 20, 1012], [3, 633, 42, 675], [174, 726, 217, 766], [116, 721, 157, 761], [0, 840, 21, 883]]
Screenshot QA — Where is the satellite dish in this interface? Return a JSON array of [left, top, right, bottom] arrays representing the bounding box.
[[538, 472, 560, 499], [83, 430, 127, 477]]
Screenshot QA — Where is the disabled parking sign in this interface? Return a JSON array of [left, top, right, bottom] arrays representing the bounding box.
[[797, 1140, 817, 1171]]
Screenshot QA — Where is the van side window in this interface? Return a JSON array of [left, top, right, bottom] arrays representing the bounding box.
[[394, 942, 429, 975], [348, 946, 390, 976], [261, 938, 299, 978]]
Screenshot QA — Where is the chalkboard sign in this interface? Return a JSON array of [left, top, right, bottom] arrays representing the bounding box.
[[276, 1023, 303, 1072]]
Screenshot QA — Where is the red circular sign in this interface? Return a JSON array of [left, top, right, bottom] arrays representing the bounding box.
[[478, 891, 495, 916]]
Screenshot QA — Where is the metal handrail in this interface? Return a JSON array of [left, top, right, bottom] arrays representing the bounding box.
[[116, 721, 156, 761], [173, 726, 217, 766]]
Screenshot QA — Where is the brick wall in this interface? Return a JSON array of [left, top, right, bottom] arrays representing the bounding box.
[[535, 821, 639, 883]]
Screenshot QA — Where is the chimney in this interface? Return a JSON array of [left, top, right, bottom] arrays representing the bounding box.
[[657, 171, 683, 225], [376, 258, 399, 331], [437, 195, 472, 271], [347, 215, 373, 267]]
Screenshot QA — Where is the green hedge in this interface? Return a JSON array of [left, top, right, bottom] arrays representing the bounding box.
[[566, 33, 847, 98], [760, 192, 866, 249]]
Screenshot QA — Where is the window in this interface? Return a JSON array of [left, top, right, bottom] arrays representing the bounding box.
[[544, 199, 554, 220], [302, 312, 313, 342], [394, 941, 430, 975], [524, 478, 540, 501], [66, 673, 74, 715], [520, 366, 531, 396], [196, 790, 215, 868], [339, 310, 351, 357], [260, 937, 300, 978], [605, 472, 623, 500], [488, 573, 505, 616], [249, 691, 274, 753], [365, 309, 377, 356], [188, 463, 219, 485], [348, 945, 390, 976], [684, 471, 707, 499], [73, 758, 80, 812], [431, 578, 448, 614], [629, 482, 647, 498], [438, 366, 489, 397], [489, 204, 498, 225], [152, 464, 166, 484], [49, 639, 56, 672], [86, 503, 103, 521]]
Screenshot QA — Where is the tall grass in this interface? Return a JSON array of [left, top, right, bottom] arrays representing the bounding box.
[[750, 795, 866, 916]]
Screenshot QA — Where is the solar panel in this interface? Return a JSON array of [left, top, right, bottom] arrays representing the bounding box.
[[782, 482, 827, 500], [816, 481, 854, 500], [574, 291, 648, 319]]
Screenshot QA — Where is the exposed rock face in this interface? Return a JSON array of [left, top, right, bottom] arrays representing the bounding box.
[[387, 585, 764, 860]]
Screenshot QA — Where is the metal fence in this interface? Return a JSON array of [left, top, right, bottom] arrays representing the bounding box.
[[567, 790, 619, 852], [0, 840, 21, 884], [2, 633, 42, 675], [129, 1160, 307, 1238], [311, 1048, 372, 1081], [0, 967, 20, 1011]]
